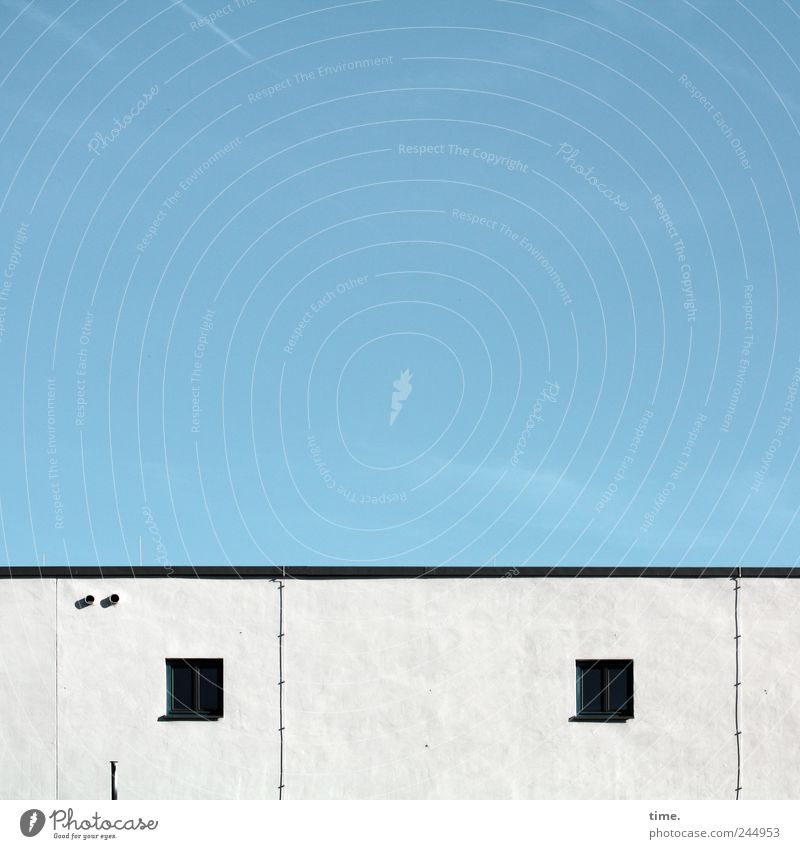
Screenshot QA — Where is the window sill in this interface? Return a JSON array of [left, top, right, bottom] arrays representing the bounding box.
[[569, 715, 632, 723], [158, 714, 222, 722]]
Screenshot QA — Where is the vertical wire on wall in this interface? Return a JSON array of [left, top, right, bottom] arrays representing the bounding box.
[[278, 569, 285, 799], [55, 577, 58, 800], [733, 567, 742, 799]]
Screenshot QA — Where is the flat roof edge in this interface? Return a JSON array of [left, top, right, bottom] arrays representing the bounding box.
[[1, 566, 799, 578]]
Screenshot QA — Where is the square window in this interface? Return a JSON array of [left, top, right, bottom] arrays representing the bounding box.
[[574, 660, 633, 721], [166, 659, 223, 719]]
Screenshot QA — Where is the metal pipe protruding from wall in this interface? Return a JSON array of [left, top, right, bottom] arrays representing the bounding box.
[[84, 595, 95, 606], [109, 594, 120, 605], [110, 761, 117, 801]]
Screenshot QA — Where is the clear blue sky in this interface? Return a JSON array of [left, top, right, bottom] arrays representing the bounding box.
[[1, 0, 799, 568]]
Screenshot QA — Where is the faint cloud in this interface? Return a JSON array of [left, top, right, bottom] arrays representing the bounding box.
[[2, 0, 107, 60], [176, 0, 255, 61]]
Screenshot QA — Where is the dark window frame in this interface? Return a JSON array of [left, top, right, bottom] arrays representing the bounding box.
[[572, 659, 634, 722], [165, 658, 224, 720]]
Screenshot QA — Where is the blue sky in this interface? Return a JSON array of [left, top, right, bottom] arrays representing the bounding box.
[[1, 0, 799, 567]]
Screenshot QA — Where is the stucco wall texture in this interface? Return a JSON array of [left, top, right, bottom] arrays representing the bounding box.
[[0, 576, 797, 800]]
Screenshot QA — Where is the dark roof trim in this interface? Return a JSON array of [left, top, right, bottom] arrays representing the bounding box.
[[1, 566, 799, 579]]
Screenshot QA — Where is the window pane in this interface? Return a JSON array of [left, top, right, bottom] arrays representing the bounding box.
[[581, 666, 603, 712], [197, 664, 222, 713], [607, 665, 631, 712], [170, 664, 193, 711]]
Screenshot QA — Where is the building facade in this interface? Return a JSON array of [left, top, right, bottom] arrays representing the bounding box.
[[0, 567, 798, 800]]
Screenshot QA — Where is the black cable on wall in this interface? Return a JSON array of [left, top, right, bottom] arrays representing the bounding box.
[[733, 567, 742, 800], [278, 573, 285, 800]]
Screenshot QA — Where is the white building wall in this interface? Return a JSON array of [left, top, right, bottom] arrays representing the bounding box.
[[741, 580, 800, 799], [54, 579, 280, 799], [0, 576, 797, 800], [285, 578, 734, 799], [0, 579, 56, 798]]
